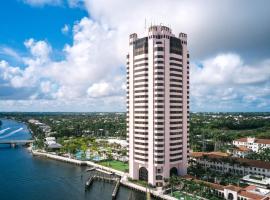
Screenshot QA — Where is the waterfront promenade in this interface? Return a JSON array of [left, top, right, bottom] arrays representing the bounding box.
[[32, 151, 125, 176], [32, 150, 178, 200]]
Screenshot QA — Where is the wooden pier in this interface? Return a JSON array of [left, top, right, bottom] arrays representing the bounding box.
[[112, 179, 120, 200], [85, 175, 121, 200]]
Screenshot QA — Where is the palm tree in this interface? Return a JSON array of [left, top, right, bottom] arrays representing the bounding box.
[[169, 175, 178, 196]]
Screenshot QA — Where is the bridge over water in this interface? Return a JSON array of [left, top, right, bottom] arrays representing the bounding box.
[[0, 140, 34, 148]]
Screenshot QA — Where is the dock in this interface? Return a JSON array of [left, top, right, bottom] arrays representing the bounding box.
[[85, 176, 95, 188], [31, 151, 182, 200], [112, 178, 120, 200], [85, 174, 121, 200], [96, 168, 113, 175], [86, 167, 95, 172]]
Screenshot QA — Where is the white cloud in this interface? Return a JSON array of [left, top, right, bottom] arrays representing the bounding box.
[[0, 60, 22, 82], [0, 17, 125, 110], [191, 53, 270, 86], [67, 0, 84, 8], [61, 24, 69, 34], [190, 53, 270, 111], [87, 81, 122, 98], [0, 47, 22, 62], [1, 0, 270, 111], [24, 38, 51, 63], [84, 0, 270, 60], [23, 0, 62, 7], [23, 0, 85, 8]]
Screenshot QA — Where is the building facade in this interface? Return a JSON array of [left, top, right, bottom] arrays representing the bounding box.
[[233, 137, 270, 153], [233, 146, 252, 158], [127, 25, 189, 186], [188, 177, 270, 200], [191, 152, 270, 178]]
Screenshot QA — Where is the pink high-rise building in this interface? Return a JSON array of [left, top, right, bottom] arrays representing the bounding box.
[[126, 25, 189, 187]]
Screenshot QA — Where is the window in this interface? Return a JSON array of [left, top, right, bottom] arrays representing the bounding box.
[[155, 47, 164, 51]]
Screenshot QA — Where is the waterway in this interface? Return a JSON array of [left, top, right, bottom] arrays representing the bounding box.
[[0, 119, 147, 200]]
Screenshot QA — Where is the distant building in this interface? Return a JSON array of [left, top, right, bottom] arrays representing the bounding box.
[[242, 175, 270, 189], [107, 138, 128, 148], [191, 152, 270, 177], [233, 137, 270, 153], [45, 137, 62, 149], [233, 146, 253, 158], [185, 176, 270, 200], [127, 25, 189, 186]]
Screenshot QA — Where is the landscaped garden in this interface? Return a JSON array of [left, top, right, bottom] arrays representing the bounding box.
[[168, 176, 223, 200], [172, 191, 199, 200], [188, 162, 246, 187]]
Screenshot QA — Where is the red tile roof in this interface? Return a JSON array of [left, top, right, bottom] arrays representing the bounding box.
[[235, 145, 251, 152], [237, 158, 270, 170], [235, 138, 248, 142], [239, 190, 265, 200], [191, 151, 229, 158], [183, 178, 266, 200], [256, 139, 270, 145], [192, 152, 270, 169], [224, 185, 242, 192], [235, 137, 270, 145], [244, 185, 257, 190]]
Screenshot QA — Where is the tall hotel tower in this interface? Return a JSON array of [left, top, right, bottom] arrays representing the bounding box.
[[126, 25, 189, 187]]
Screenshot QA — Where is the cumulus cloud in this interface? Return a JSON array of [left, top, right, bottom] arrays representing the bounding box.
[[190, 53, 270, 111], [87, 80, 124, 98], [0, 17, 125, 110], [85, 0, 270, 60], [1, 0, 270, 111]]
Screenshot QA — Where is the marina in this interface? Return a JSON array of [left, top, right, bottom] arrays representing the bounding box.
[[0, 119, 149, 200]]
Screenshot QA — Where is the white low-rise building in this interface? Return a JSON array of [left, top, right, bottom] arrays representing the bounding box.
[[233, 137, 270, 153], [233, 146, 253, 158], [45, 137, 62, 149], [242, 175, 270, 189]]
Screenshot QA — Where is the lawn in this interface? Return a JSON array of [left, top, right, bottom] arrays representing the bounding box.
[[172, 191, 199, 200], [99, 160, 129, 172]]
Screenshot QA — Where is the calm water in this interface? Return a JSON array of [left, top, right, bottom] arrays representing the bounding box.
[[0, 119, 147, 200]]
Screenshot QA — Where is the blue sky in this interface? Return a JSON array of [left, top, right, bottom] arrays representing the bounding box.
[[0, 1, 87, 64], [0, 0, 270, 112]]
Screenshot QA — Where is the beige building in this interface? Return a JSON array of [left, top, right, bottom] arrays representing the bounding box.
[[126, 25, 189, 186]]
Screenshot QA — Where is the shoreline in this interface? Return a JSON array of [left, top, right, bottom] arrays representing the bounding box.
[[32, 150, 125, 176], [31, 150, 178, 200]]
